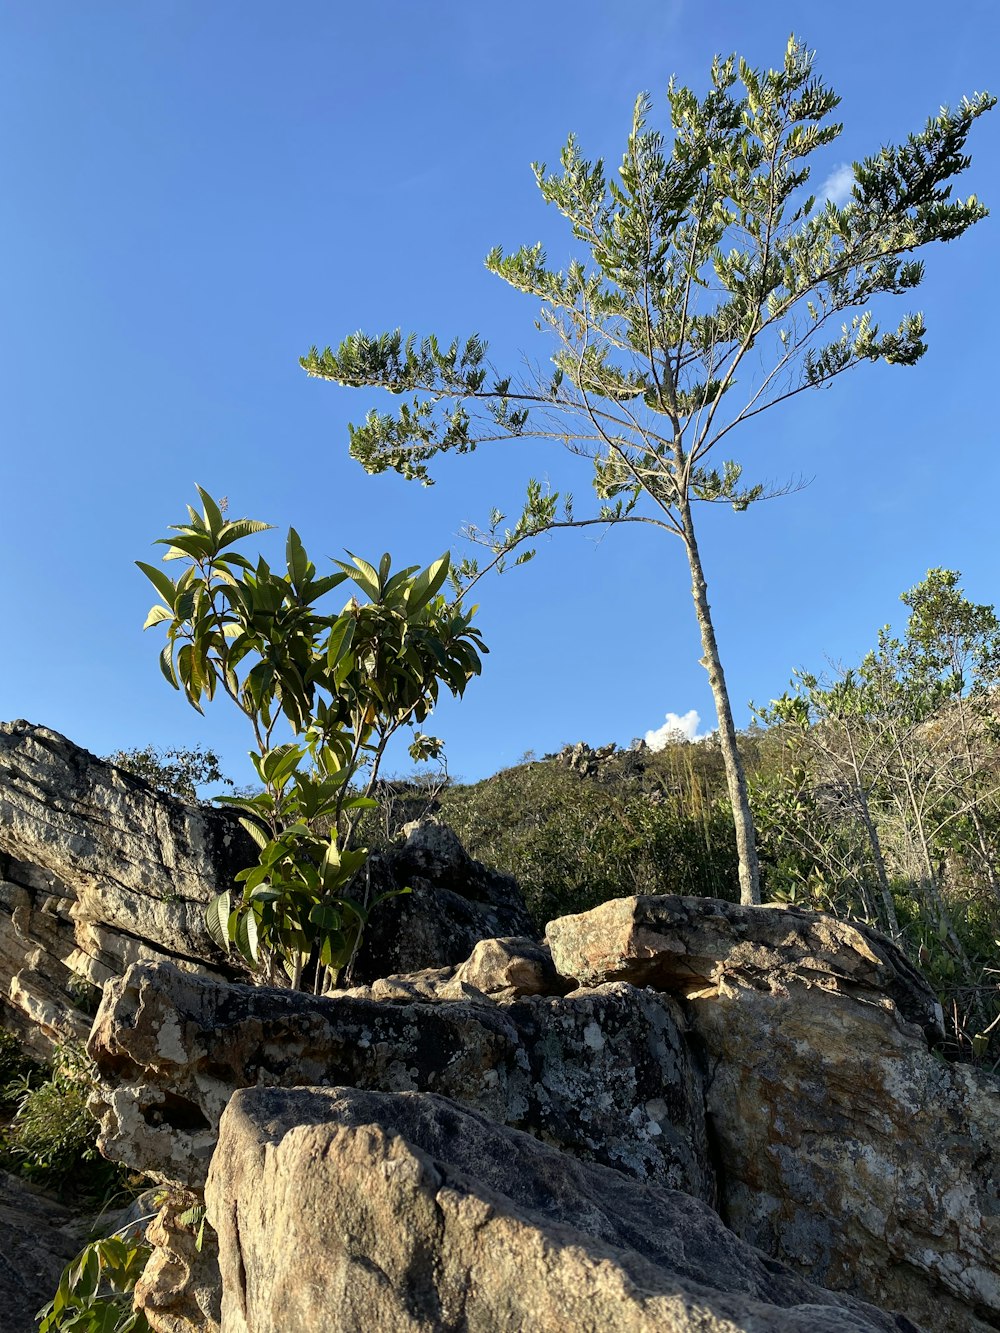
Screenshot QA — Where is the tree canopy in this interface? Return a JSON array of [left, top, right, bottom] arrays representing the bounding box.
[[302, 37, 994, 903]]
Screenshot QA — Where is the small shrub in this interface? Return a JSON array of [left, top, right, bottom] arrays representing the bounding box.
[[0, 1026, 43, 1112], [3, 1046, 126, 1201], [104, 744, 231, 801]]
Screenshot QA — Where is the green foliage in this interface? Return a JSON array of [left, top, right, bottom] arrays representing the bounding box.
[[753, 570, 1000, 1065], [0, 1026, 43, 1113], [37, 1233, 152, 1333], [438, 741, 739, 927], [104, 744, 232, 801], [2, 1046, 126, 1201], [303, 37, 992, 906], [140, 489, 487, 987]]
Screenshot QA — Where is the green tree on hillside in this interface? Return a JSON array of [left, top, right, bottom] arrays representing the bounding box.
[[301, 37, 993, 903]]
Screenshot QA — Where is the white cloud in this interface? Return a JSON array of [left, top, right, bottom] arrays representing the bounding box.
[[644, 709, 705, 751], [820, 163, 854, 206]]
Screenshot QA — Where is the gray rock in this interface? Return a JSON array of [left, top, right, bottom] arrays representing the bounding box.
[[352, 821, 536, 983], [88, 959, 712, 1201], [0, 721, 251, 1055], [0, 1172, 89, 1333], [205, 1085, 922, 1333]]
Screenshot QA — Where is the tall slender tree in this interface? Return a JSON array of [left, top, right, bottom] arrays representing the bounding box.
[[302, 38, 993, 903]]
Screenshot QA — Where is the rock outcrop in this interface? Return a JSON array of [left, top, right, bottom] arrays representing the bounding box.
[[5, 724, 998, 1333], [88, 957, 713, 1201], [547, 895, 999, 1333], [353, 821, 536, 982], [0, 724, 534, 1057], [205, 1085, 920, 1333], [133, 1188, 222, 1333], [0, 721, 251, 1055]]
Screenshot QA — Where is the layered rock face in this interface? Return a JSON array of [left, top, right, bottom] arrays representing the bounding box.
[[0, 721, 250, 1055], [0, 723, 533, 1058], [205, 1086, 920, 1333], [88, 959, 713, 1200]]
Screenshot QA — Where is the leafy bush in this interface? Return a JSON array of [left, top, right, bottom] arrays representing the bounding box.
[[2, 1046, 127, 1201], [438, 745, 739, 927], [0, 1025, 43, 1112], [139, 489, 487, 989], [104, 744, 231, 801]]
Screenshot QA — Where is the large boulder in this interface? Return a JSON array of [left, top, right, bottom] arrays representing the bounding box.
[[546, 895, 998, 1333], [0, 721, 251, 1054], [0, 726, 534, 1058], [87, 959, 712, 1201], [205, 1085, 920, 1333]]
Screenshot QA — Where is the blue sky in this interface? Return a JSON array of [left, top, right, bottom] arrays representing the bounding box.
[[0, 2, 997, 788]]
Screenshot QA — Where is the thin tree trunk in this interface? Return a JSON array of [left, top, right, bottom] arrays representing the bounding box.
[[680, 505, 761, 905], [852, 785, 901, 940]]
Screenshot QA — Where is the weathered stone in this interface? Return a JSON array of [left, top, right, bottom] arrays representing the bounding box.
[[689, 980, 1000, 1333], [0, 1171, 89, 1333], [545, 894, 944, 1037], [205, 1086, 921, 1333], [88, 959, 711, 1201], [352, 821, 536, 983], [342, 936, 568, 1004], [0, 721, 251, 1054], [134, 1188, 221, 1333], [453, 935, 567, 998], [547, 894, 996, 1333]]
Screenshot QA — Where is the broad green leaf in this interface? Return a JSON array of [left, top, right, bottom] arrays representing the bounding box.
[[238, 817, 269, 850], [195, 486, 226, 540], [309, 902, 342, 930], [217, 518, 274, 548], [158, 645, 179, 689], [325, 616, 355, 670], [205, 891, 231, 951]]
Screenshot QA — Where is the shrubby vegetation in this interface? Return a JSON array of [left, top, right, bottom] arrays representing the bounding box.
[[37, 1232, 152, 1333], [435, 741, 738, 926], [139, 488, 486, 990], [396, 570, 999, 1068], [753, 569, 1000, 1063], [103, 745, 231, 801], [0, 1039, 129, 1202]]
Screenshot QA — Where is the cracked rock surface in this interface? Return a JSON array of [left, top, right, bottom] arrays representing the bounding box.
[[205, 1085, 922, 1333], [88, 959, 713, 1200], [547, 894, 999, 1333]]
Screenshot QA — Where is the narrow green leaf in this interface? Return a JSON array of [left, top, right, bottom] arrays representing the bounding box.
[[136, 560, 178, 605]]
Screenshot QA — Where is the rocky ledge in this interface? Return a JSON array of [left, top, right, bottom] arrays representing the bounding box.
[[2, 723, 998, 1333]]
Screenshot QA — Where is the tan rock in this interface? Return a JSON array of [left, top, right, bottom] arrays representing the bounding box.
[[134, 1189, 221, 1333], [205, 1086, 920, 1333], [546, 894, 996, 1333], [545, 894, 942, 1037], [341, 936, 567, 1004]]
